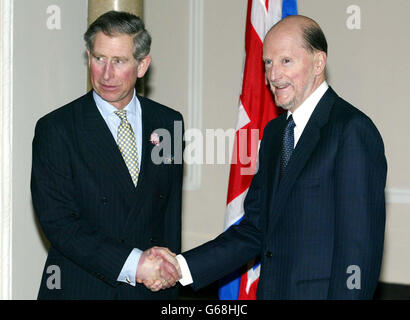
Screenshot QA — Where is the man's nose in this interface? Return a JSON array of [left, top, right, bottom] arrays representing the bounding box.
[[103, 62, 114, 80], [268, 65, 281, 83]]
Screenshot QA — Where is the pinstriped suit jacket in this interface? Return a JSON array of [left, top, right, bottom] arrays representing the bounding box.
[[31, 91, 184, 299], [183, 87, 387, 299]]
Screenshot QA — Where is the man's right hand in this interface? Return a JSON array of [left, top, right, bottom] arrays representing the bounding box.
[[136, 247, 181, 291]]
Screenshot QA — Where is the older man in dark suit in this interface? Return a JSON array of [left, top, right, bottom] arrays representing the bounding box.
[[31, 11, 182, 300], [149, 15, 387, 299]]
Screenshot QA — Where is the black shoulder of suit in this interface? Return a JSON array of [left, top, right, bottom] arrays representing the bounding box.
[[137, 94, 183, 121]]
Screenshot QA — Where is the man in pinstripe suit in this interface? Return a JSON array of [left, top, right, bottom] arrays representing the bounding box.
[[31, 11, 182, 299], [152, 15, 387, 299]]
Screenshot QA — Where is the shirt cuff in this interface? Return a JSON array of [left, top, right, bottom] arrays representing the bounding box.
[[117, 248, 142, 286], [176, 254, 193, 286]]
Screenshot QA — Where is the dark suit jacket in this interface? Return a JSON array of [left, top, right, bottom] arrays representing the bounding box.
[[183, 87, 387, 299], [31, 91, 184, 299]]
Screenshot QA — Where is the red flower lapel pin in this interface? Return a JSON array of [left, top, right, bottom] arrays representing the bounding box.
[[150, 132, 160, 145]]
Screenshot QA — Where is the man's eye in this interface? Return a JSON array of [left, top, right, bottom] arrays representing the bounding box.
[[264, 59, 272, 67], [283, 58, 290, 64]]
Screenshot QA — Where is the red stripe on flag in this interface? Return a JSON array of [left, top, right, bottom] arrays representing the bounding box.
[[223, 0, 286, 300], [238, 270, 260, 300], [226, 20, 283, 205]]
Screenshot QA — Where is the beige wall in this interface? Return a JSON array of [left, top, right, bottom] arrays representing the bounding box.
[[8, 0, 410, 299], [12, 0, 87, 299]]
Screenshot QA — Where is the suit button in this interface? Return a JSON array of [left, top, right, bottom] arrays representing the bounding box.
[[159, 194, 165, 199], [96, 273, 105, 280], [120, 239, 125, 243], [265, 251, 273, 258], [101, 197, 108, 204]]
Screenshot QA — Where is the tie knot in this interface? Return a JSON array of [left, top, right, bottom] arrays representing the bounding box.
[[114, 110, 128, 121], [280, 114, 296, 177], [286, 115, 296, 131]]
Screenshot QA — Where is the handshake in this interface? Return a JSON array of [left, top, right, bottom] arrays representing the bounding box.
[[135, 247, 182, 291]]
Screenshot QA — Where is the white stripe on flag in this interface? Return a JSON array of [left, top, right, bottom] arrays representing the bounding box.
[[235, 101, 251, 131], [250, 0, 269, 42], [224, 189, 249, 230], [251, 0, 283, 42], [265, 0, 283, 38], [245, 264, 261, 294]]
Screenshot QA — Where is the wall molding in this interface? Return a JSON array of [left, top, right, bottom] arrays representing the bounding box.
[[183, 0, 204, 191], [386, 188, 410, 204], [0, 0, 13, 300]]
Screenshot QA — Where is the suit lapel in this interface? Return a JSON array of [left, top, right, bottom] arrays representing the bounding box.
[[265, 114, 287, 201], [79, 92, 161, 228], [262, 114, 287, 232], [79, 92, 136, 206], [133, 96, 156, 193], [122, 96, 158, 226], [267, 87, 338, 231]]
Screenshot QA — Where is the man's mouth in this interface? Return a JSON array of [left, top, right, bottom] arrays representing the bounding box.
[[100, 84, 118, 91], [274, 83, 291, 91]]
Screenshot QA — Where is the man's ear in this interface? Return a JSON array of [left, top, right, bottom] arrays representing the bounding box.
[[137, 55, 152, 78], [86, 50, 91, 68], [314, 51, 327, 75]]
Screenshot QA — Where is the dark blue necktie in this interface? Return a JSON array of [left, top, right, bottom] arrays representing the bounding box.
[[280, 115, 296, 177]]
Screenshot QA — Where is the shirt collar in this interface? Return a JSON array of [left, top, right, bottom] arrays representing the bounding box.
[[93, 89, 140, 119], [287, 81, 329, 128]]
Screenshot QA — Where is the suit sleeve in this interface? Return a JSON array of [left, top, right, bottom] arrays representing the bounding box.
[[31, 117, 133, 287], [182, 126, 270, 290], [328, 115, 387, 299]]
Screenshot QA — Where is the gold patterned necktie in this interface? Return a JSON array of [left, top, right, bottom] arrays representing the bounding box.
[[114, 110, 139, 186]]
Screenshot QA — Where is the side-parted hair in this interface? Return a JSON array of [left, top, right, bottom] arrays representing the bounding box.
[[302, 24, 328, 55], [84, 10, 151, 62]]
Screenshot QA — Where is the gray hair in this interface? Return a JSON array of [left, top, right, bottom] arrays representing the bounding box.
[[84, 10, 151, 62]]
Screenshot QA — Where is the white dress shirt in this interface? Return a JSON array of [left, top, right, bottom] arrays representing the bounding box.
[[291, 81, 329, 147], [176, 81, 329, 286]]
